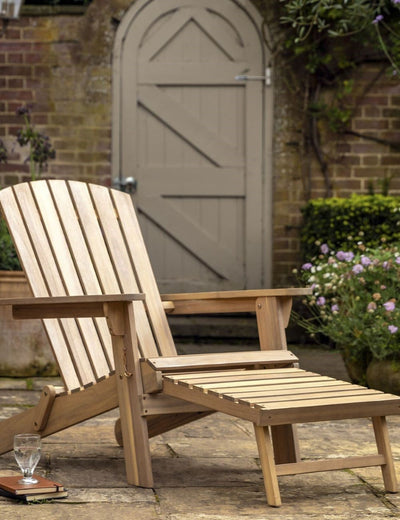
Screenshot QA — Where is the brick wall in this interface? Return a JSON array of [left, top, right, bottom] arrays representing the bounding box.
[[0, 1, 399, 287], [0, 1, 122, 186], [271, 63, 400, 285]]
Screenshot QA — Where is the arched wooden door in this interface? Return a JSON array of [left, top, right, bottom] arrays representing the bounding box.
[[113, 0, 272, 292]]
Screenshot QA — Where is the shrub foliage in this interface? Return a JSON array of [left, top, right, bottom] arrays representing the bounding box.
[[300, 195, 400, 259]]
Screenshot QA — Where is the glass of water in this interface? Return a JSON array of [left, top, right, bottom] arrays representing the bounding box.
[[14, 433, 41, 484]]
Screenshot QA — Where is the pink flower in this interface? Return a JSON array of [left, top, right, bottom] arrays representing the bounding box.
[[384, 301, 396, 312], [388, 325, 398, 334], [316, 296, 326, 306], [320, 243, 329, 255]]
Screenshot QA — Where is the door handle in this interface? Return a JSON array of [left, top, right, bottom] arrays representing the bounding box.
[[113, 177, 138, 194]]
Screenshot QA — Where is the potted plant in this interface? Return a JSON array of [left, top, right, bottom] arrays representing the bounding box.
[[293, 242, 400, 393], [0, 105, 57, 376]]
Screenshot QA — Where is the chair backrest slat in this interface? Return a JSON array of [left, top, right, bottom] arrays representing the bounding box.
[[110, 188, 176, 356], [0, 180, 176, 391]]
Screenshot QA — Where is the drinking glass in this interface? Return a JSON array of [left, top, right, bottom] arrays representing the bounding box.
[[13, 433, 41, 485]]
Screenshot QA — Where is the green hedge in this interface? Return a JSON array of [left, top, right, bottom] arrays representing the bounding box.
[[0, 220, 21, 271], [300, 194, 400, 259]]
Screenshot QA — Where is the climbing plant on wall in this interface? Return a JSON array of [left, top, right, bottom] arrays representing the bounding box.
[[254, 0, 400, 198]]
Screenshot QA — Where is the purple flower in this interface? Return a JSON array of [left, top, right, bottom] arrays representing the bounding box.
[[383, 261, 390, 270], [352, 264, 364, 274], [316, 296, 326, 306], [388, 325, 398, 334], [373, 14, 384, 24], [393, 0, 400, 4], [384, 301, 396, 312], [361, 255, 372, 266], [336, 251, 354, 262], [396, 257, 400, 264], [331, 304, 339, 312], [320, 243, 329, 255], [302, 262, 313, 270]]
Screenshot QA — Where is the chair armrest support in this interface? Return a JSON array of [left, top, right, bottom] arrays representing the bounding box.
[[0, 294, 145, 320]]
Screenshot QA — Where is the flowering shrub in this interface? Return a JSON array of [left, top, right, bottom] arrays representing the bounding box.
[[293, 242, 400, 369]]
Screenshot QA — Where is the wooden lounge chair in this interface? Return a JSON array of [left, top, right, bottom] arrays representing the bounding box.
[[0, 180, 399, 507]]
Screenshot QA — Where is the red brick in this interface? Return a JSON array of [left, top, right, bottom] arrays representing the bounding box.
[[381, 155, 400, 165], [354, 119, 388, 130], [382, 108, 400, 118], [364, 106, 381, 117], [0, 90, 33, 101], [339, 155, 361, 166], [4, 28, 21, 40], [7, 78, 24, 88], [0, 65, 31, 76], [361, 96, 389, 106], [362, 156, 379, 166], [7, 53, 23, 64], [25, 53, 45, 64], [352, 142, 388, 153], [353, 167, 387, 178]]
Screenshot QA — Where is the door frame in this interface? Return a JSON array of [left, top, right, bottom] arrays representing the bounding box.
[[112, 0, 273, 288]]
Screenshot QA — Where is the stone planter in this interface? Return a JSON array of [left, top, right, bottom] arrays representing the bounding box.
[[366, 359, 400, 395], [340, 347, 371, 385], [0, 271, 57, 376]]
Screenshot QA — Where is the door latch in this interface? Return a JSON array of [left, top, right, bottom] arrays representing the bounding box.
[[235, 67, 272, 86], [113, 177, 138, 194]]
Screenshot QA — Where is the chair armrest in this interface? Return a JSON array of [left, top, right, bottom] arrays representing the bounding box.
[[140, 350, 299, 393], [0, 293, 145, 320], [143, 350, 299, 372], [161, 288, 311, 314]]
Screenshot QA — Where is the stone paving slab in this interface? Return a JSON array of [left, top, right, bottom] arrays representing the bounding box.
[[0, 347, 399, 519]]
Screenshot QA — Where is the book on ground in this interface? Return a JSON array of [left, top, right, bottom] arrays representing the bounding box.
[[0, 475, 64, 496], [0, 487, 68, 502]]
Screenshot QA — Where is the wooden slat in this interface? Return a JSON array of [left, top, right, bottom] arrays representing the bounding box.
[[50, 181, 116, 367], [161, 289, 312, 300], [163, 368, 400, 427], [8, 183, 90, 389], [144, 350, 298, 372], [88, 183, 160, 359], [110, 188, 176, 357], [139, 63, 248, 85], [166, 367, 301, 382], [276, 455, 385, 476]]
